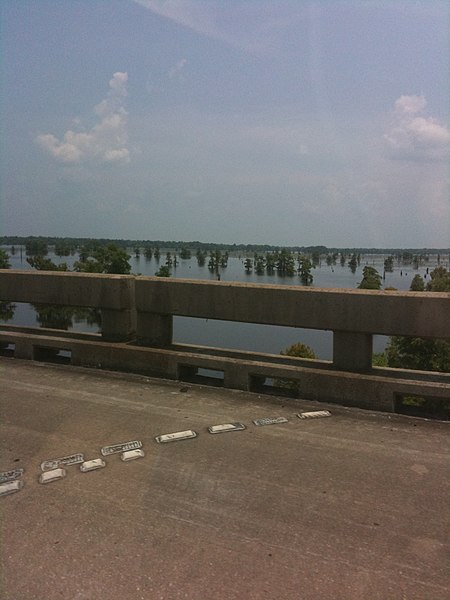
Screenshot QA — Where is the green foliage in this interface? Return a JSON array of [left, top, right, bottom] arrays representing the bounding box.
[[179, 247, 191, 259], [372, 352, 388, 367], [426, 266, 450, 291], [348, 254, 357, 273], [0, 249, 11, 269], [298, 255, 314, 285], [386, 336, 450, 372], [276, 342, 317, 390], [27, 256, 68, 271], [281, 342, 316, 359], [74, 244, 131, 274], [155, 265, 171, 277], [144, 246, 153, 260], [254, 255, 266, 275], [384, 256, 394, 272], [244, 258, 253, 273], [276, 249, 296, 276], [196, 249, 207, 266], [25, 239, 48, 256], [54, 242, 73, 256], [358, 266, 382, 290], [410, 274, 425, 291], [0, 301, 15, 322]]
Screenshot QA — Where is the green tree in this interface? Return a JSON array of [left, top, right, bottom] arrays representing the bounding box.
[[74, 244, 131, 274], [426, 266, 450, 292], [358, 266, 382, 290], [386, 337, 450, 372], [380, 266, 450, 373], [27, 256, 68, 271], [254, 255, 266, 275], [348, 254, 357, 273], [298, 255, 314, 285], [410, 274, 425, 291], [144, 246, 153, 260], [276, 342, 317, 390], [244, 258, 253, 273], [0, 249, 11, 269], [25, 239, 48, 256], [276, 249, 296, 276], [155, 265, 171, 277], [384, 256, 394, 272]]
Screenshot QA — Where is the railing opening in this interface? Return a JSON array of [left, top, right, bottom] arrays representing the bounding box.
[[394, 394, 450, 421], [178, 365, 224, 387], [173, 317, 332, 360], [249, 375, 299, 398], [33, 346, 72, 365], [0, 342, 15, 358]]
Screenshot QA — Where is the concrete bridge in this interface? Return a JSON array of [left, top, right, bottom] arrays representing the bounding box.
[[1, 270, 449, 599], [0, 269, 449, 412]]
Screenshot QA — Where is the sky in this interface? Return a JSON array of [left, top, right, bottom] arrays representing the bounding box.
[[0, 0, 449, 247]]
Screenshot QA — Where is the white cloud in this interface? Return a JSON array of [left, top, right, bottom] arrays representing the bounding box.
[[133, 0, 300, 55], [384, 95, 450, 161], [36, 72, 130, 165]]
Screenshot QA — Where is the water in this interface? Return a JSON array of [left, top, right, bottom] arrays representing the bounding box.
[[2, 247, 447, 360]]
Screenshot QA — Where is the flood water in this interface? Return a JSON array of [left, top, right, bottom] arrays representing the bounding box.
[[2, 247, 447, 360]]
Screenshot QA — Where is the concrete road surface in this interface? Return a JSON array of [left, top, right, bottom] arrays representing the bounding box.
[[1, 358, 449, 600]]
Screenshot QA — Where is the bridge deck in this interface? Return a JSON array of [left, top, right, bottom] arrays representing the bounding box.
[[1, 358, 448, 600]]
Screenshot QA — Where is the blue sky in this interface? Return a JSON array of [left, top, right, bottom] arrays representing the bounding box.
[[1, 0, 449, 247]]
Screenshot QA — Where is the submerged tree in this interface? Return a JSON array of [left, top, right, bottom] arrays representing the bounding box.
[[298, 255, 314, 285], [74, 244, 131, 274], [358, 266, 382, 290]]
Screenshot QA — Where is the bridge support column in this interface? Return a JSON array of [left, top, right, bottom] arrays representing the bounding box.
[[136, 313, 173, 346], [101, 309, 136, 342], [333, 331, 372, 371]]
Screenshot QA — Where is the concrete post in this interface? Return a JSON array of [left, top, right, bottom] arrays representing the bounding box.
[[101, 309, 136, 342], [333, 331, 373, 372], [136, 313, 173, 346]]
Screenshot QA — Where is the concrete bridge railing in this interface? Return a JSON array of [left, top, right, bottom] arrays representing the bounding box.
[[1, 270, 449, 413]]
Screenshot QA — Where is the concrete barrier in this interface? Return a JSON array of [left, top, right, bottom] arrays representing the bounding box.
[[1, 270, 449, 412]]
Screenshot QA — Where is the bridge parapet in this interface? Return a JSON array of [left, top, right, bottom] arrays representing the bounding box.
[[1, 270, 449, 412]]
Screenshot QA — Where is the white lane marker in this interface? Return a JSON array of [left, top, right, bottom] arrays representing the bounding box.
[[80, 459, 106, 472], [41, 453, 84, 472], [297, 410, 331, 419], [0, 480, 24, 497], [208, 423, 246, 434], [121, 449, 145, 461], [0, 468, 24, 483], [253, 417, 289, 426], [101, 441, 142, 456], [39, 468, 66, 484], [155, 430, 198, 443]]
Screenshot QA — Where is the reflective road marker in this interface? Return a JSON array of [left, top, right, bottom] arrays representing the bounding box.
[[297, 410, 331, 419], [121, 449, 145, 461], [41, 453, 84, 472], [0, 480, 24, 497], [155, 430, 198, 443], [0, 468, 24, 483], [39, 468, 66, 484], [208, 423, 246, 434], [101, 441, 143, 456], [80, 459, 106, 472], [253, 417, 289, 426]]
